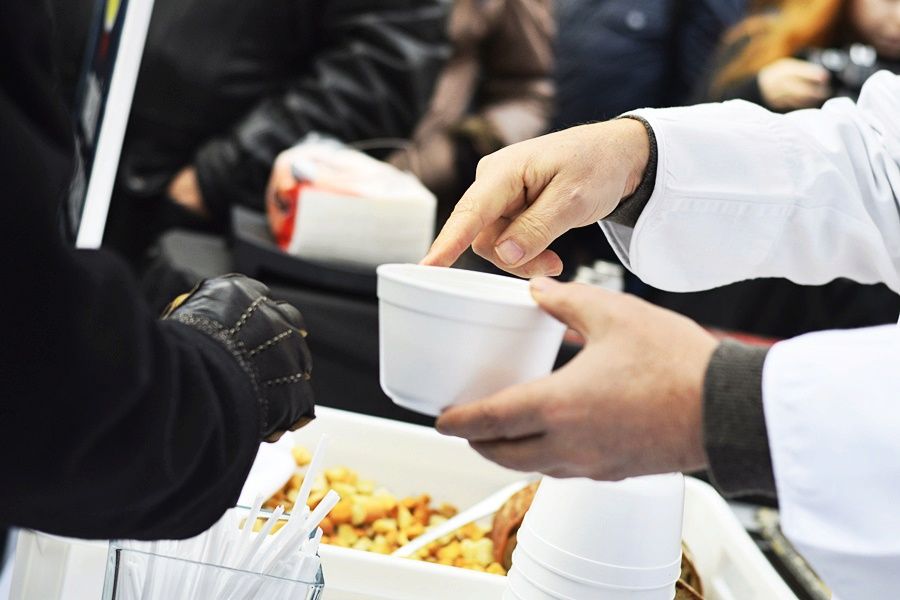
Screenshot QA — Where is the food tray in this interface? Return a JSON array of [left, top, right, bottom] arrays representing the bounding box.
[[293, 408, 797, 600], [11, 406, 797, 599]]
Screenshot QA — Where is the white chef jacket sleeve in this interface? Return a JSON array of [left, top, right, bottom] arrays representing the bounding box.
[[763, 325, 900, 599], [600, 70, 900, 293], [600, 71, 900, 598]]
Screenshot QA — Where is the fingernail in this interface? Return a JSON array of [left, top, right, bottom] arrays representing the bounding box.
[[530, 277, 559, 294], [496, 239, 524, 265]]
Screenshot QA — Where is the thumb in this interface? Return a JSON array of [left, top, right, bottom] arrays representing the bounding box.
[[530, 278, 612, 337], [492, 181, 587, 269]]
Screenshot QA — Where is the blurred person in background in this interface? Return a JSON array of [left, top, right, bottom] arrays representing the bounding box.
[[660, 0, 900, 339], [548, 0, 747, 279], [51, 0, 451, 266], [266, 0, 555, 248], [554, 0, 900, 340], [554, 0, 747, 128], [701, 0, 900, 109], [2, 0, 316, 543]]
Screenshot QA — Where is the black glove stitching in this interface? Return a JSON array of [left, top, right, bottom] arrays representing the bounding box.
[[246, 329, 295, 358], [229, 296, 267, 335], [166, 282, 315, 438], [262, 372, 312, 387]]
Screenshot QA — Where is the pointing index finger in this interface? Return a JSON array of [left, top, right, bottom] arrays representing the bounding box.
[[421, 200, 491, 267], [421, 160, 525, 267]]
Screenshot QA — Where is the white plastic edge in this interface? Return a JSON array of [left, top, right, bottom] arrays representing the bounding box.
[[75, 0, 156, 249]]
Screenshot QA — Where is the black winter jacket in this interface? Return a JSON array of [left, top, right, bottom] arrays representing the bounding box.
[[0, 0, 266, 540], [53, 0, 451, 255]]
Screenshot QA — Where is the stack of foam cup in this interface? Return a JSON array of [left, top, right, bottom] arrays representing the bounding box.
[[503, 474, 685, 600]]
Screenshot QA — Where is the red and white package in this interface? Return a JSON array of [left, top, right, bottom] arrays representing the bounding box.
[[272, 137, 436, 268]]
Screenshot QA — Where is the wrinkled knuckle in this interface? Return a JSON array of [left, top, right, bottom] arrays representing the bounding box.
[[560, 184, 586, 208], [520, 159, 542, 187], [451, 200, 488, 230], [565, 186, 598, 223], [517, 212, 554, 244]]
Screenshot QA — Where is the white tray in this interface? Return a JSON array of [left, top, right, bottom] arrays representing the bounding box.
[[295, 407, 797, 600], [11, 406, 797, 599]]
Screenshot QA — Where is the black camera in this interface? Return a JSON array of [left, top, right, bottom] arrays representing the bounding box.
[[803, 44, 894, 101]]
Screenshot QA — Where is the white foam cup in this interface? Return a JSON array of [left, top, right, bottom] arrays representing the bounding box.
[[518, 474, 685, 587], [510, 546, 678, 599], [376, 264, 566, 416], [502, 585, 528, 600], [515, 524, 681, 591], [506, 566, 567, 600]]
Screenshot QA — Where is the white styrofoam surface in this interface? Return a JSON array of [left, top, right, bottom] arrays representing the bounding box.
[[11, 406, 797, 600], [0, 529, 15, 600]]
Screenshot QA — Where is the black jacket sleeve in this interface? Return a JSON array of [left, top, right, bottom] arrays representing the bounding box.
[[194, 0, 452, 219], [0, 0, 262, 540]]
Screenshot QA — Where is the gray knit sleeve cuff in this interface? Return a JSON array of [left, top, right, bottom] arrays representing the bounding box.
[[703, 340, 776, 497], [604, 116, 658, 228]]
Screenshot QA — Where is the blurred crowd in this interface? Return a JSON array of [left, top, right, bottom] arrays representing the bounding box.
[[53, 0, 900, 339]]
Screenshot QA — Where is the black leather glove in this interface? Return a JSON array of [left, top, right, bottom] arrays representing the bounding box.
[[163, 274, 314, 441]]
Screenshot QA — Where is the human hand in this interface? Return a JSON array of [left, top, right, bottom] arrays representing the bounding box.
[[435, 278, 718, 480], [421, 119, 650, 277], [168, 166, 209, 217], [163, 274, 315, 442], [758, 58, 831, 110], [265, 151, 298, 242]]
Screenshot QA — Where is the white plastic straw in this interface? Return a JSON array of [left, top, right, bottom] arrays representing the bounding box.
[[296, 434, 329, 511], [114, 435, 333, 600]]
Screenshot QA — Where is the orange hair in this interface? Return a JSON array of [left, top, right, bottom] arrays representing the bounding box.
[[713, 0, 849, 92]]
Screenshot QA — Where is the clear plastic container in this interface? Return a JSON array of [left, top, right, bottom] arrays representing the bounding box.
[[101, 543, 324, 600]]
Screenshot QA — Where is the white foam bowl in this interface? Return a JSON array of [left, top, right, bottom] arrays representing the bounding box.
[[377, 264, 566, 416], [520, 475, 685, 584]]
